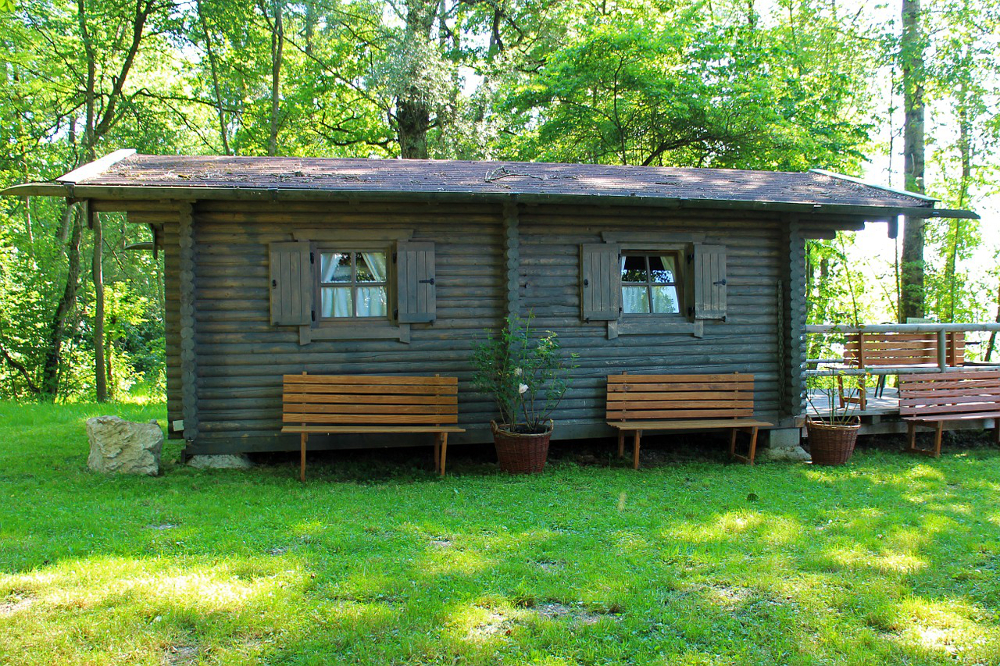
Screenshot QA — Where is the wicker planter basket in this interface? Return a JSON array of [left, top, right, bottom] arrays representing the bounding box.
[[491, 420, 553, 474], [806, 417, 861, 466]]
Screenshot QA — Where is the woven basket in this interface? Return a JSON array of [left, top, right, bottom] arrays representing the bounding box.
[[806, 417, 861, 466], [491, 421, 553, 474]]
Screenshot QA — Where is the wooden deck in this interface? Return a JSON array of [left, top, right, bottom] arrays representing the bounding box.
[[806, 387, 998, 436]]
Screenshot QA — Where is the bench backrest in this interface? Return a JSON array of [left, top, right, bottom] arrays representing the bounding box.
[[844, 332, 964, 368], [606, 373, 754, 422], [283, 374, 459, 426], [898, 370, 1000, 419]]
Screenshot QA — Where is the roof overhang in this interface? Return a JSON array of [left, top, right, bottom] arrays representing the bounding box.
[[0, 181, 978, 221]]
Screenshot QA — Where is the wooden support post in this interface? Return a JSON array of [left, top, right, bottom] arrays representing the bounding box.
[[433, 433, 441, 473], [439, 433, 449, 477], [300, 432, 307, 482], [632, 430, 642, 470], [937, 329, 948, 370], [617, 431, 625, 458], [91, 202, 107, 403]]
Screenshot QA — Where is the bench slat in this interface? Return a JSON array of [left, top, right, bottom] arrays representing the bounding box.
[[608, 419, 771, 430], [284, 413, 458, 424], [285, 374, 457, 386], [608, 382, 753, 392], [609, 400, 754, 410], [608, 409, 754, 420], [284, 385, 457, 396], [608, 374, 751, 383], [283, 394, 456, 405], [283, 425, 466, 433], [285, 403, 457, 415], [607, 391, 754, 401]]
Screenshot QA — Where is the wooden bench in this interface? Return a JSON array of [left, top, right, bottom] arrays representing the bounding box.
[[899, 370, 1000, 457], [282, 373, 465, 480], [840, 332, 965, 409], [606, 373, 771, 468]]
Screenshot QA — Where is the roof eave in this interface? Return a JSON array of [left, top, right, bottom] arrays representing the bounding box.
[[0, 182, 976, 220]]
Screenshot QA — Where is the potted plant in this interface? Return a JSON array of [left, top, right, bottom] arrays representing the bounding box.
[[471, 315, 576, 473], [805, 372, 864, 465]]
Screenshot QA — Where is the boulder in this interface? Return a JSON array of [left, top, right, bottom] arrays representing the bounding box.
[[759, 444, 812, 463], [187, 454, 253, 470], [86, 416, 163, 475]]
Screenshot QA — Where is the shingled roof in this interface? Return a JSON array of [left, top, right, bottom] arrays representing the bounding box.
[[4, 150, 974, 219]]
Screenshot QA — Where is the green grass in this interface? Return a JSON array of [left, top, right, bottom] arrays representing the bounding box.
[[1, 402, 999, 665]]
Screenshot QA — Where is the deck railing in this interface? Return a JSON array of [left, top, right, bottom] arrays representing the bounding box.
[[805, 323, 1000, 377]]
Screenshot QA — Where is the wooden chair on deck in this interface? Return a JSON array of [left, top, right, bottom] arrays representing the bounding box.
[[839, 332, 965, 409]]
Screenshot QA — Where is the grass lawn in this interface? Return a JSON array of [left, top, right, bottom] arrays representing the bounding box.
[[1, 402, 999, 665]]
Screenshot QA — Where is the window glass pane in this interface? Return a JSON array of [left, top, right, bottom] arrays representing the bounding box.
[[358, 252, 387, 282], [651, 286, 680, 314], [623, 286, 650, 314], [320, 252, 352, 283], [356, 286, 388, 317], [321, 287, 353, 318], [650, 255, 677, 284], [621, 255, 647, 283]]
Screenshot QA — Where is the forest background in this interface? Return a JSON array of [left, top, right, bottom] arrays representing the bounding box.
[[0, 0, 998, 402]]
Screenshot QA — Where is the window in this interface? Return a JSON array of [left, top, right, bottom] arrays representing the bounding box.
[[621, 252, 683, 315], [318, 250, 388, 319]]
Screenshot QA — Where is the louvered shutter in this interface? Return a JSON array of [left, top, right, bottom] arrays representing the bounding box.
[[580, 243, 621, 321], [269, 241, 313, 326], [396, 241, 436, 323], [693, 243, 727, 320]]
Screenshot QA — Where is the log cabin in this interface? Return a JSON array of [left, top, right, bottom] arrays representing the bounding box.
[[3, 150, 974, 458]]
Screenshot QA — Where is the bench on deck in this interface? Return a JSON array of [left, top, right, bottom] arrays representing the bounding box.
[[606, 373, 771, 469], [898, 370, 1000, 457], [840, 332, 965, 409], [282, 373, 465, 480]]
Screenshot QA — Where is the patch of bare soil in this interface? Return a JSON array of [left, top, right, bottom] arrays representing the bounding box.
[[162, 644, 199, 665], [0, 593, 35, 617]]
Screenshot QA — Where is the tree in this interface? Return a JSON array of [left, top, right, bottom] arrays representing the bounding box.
[[899, 0, 926, 321]]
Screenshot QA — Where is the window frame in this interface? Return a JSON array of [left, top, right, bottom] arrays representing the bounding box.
[[620, 250, 686, 318], [315, 246, 392, 322]]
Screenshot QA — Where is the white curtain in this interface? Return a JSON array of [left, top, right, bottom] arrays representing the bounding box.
[[357, 252, 388, 317]]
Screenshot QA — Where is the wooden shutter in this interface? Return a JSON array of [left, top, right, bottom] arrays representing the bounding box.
[[269, 241, 313, 326], [580, 243, 621, 321], [693, 243, 727, 320], [396, 241, 436, 323]]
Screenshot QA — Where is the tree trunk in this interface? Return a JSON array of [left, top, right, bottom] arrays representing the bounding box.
[[268, 0, 283, 157], [197, 0, 231, 155], [396, 0, 437, 159], [899, 0, 925, 322], [41, 207, 83, 398], [397, 97, 431, 158]]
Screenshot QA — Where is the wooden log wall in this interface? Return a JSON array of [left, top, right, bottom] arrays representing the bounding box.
[[104, 197, 865, 455], [185, 200, 504, 454], [517, 204, 788, 435]]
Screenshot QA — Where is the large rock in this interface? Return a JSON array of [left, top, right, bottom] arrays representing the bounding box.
[[86, 416, 163, 475], [188, 454, 253, 470]]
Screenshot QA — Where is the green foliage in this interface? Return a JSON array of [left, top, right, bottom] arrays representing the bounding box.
[[471, 315, 576, 432]]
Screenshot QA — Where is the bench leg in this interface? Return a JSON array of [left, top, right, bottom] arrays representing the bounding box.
[[633, 430, 642, 470], [617, 430, 625, 459], [906, 422, 917, 452], [440, 433, 449, 477], [729, 428, 738, 458], [300, 433, 308, 482], [747, 427, 759, 465], [433, 434, 441, 473], [995, 419, 1000, 447], [933, 421, 943, 458]]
